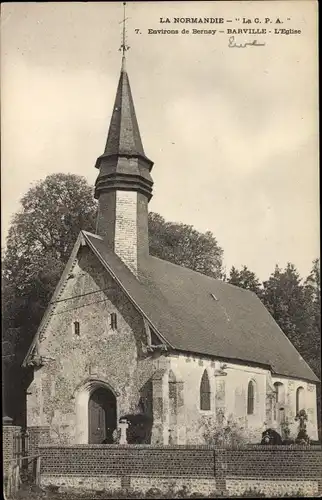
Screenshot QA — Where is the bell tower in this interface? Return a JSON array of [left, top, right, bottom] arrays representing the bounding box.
[[94, 3, 154, 277]]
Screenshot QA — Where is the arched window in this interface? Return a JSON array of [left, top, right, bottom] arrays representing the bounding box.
[[274, 382, 285, 404], [200, 370, 211, 410], [247, 381, 255, 415], [296, 386, 305, 415]]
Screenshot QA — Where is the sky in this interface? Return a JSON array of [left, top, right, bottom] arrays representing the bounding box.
[[1, 1, 319, 281]]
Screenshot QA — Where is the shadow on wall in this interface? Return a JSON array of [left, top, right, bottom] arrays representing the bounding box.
[[120, 413, 154, 444]]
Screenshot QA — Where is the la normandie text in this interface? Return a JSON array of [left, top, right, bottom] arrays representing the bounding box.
[[160, 17, 224, 24]]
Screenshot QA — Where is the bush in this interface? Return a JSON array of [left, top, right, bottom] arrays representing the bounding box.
[[145, 487, 163, 498], [120, 413, 153, 444], [241, 489, 266, 497], [201, 413, 261, 446]]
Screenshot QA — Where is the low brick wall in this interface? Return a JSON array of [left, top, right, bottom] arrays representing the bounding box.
[[37, 444, 322, 497], [38, 445, 214, 477], [3, 423, 21, 476], [217, 445, 322, 479]]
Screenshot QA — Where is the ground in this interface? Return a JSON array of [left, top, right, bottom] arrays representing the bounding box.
[[10, 483, 311, 500]]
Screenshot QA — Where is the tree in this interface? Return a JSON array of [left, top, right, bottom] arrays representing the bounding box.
[[261, 262, 319, 373], [4, 173, 97, 286], [227, 265, 262, 297], [3, 174, 98, 355], [148, 212, 223, 278], [303, 259, 321, 378]]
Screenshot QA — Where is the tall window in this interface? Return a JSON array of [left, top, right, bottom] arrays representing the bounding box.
[[200, 370, 211, 410], [247, 381, 255, 415], [296, 386, 305, 414]]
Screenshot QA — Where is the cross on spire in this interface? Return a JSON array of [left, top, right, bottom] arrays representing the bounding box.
[[119, 2, 130, 67]]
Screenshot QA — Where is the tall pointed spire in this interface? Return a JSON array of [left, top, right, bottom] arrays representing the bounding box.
[[95, 1, 151, 163], [94, 3, 154, 277]]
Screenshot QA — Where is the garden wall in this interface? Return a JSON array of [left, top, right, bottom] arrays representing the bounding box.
[[38, 444, 322, 497]]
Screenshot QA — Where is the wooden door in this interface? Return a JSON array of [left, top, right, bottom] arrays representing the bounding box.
[[88, 388, 116, 444]]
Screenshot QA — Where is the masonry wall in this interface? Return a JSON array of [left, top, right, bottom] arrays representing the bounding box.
[[38, 444, 322, 497], [26, 246, 161, 444], [271, 375, 318, 439], [168, 354, 266, 443], [168, 353, 318, 444]]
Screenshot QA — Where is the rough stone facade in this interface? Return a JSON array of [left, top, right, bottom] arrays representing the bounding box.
[[26, 245, 165, 444]]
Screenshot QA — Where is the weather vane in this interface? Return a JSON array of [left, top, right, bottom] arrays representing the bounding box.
[[119, 2, 130, 56]]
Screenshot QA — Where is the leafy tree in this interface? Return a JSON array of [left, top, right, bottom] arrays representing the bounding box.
[[261, 261, 321, 379], [302, 259, 321, 378], [261, 264, 311, 351], [148, 212, 223, 278], [227, 265, 262, 296]]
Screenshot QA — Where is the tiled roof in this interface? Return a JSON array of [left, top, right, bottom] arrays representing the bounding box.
[[84, 232, 318, 383]]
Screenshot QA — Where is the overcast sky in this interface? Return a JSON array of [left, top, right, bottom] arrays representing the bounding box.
[[1, 1, 319, 281]]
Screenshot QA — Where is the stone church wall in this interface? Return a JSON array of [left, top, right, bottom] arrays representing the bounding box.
[[167, 353, 318, 443], [270, 375, 318, 440], [25, 244, 318, 445], [26, 246, 160, 444], [168, 354, 268, 444]]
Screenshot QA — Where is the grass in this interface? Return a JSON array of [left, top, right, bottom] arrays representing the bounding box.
[[9, 483, 315, 499]]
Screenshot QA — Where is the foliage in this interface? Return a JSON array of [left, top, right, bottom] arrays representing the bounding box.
[[148, 212, 224, 279], [261, 263, 315, 363], [3, 174, 97, 350], [228, 265, 262, 297], [200, 413, 260, 446], [241, 489, 266, 498]]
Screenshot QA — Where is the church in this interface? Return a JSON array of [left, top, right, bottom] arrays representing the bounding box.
[[23, 45, 318, 446]]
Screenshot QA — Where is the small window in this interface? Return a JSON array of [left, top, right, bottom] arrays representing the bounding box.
[[73, 321, 80, 336], [247, 381, 255, 415], [200, 370, 211, 410], [110, 313, 117, 330]]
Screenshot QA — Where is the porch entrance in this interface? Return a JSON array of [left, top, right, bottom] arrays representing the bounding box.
[[88, 387, 116, 444]]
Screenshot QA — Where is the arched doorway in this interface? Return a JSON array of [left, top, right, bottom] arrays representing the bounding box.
[[88, 387, 117, 444]]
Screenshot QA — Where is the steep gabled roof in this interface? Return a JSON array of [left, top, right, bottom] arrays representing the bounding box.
[[23, 231, 319, 383], [83, 232, 318, 382]]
